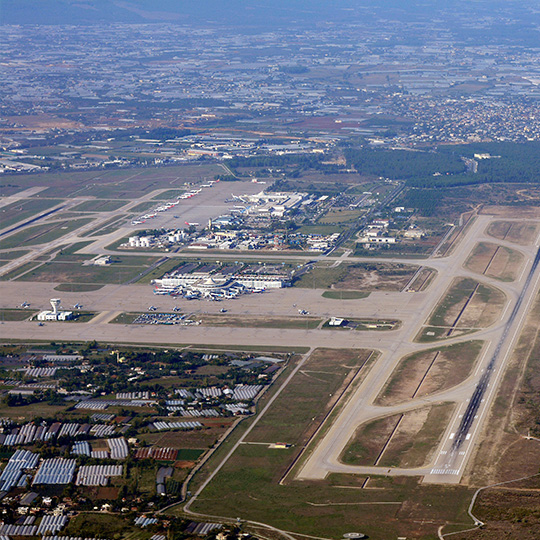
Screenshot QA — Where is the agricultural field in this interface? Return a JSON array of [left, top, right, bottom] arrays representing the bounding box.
[[0, 341, 286, 540], [139, 419, 235, 450]]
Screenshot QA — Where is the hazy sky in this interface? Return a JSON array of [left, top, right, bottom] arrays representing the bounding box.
[[2, 0, 538, 27]]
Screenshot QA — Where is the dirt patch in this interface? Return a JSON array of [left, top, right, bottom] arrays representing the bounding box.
[[379, 404, 455, 468], [428, 278, 479, 328], [485, 245, 524, 281], [376, 341, 484, 406], [174, 460, 196, 469], [486, 220, 539, 245], [341, 413, 402, 465], [4, 114, 83, 130], [458, 283, 506, 329], [481, 206, 540, 219], [295, 262, 418, 291], [424, 278, 506, 337], [464, 242, 524, 281], [341, 404, 455, 468], [407, 267, 437, 292], [453, 488, 540, 540], [495, 439, 540, 482], [336, 263, 417, 291], [93, 486, 119, 500]]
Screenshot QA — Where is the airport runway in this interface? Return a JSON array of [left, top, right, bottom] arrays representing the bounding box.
[[296, 213, 540, 484], [1, 205, 540, 487]]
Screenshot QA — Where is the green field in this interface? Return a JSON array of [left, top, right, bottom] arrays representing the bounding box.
[[176, 448, 205, 460], [67, 311, 96, 323], [152, 189, 186, 200], [54, 283, 104, 292], [195, 314, 322, 330], [318, 208, 363, 224], [0, 262, 43, 281], [129, 201, 156, 213], [71, 199, 127, 212], [0, 218, 93, 250], [44, 242, 95, 263], [0, 401, 68, 422], [322, 318, 399, 331], [17, 254, 163, 285], [244, 348, 373, 445], [109, 312, 141, 324], [64, 513, 136, 539], [0, 309, 38, 321], [135, 258, 181, 284], [0, 198, 63, 229], [0, 250, 30, 260], [322, 290, 370, 300]]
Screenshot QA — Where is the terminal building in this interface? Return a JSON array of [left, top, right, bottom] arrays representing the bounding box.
[[37, 299, 73, 321], [153, 272, 290, 299]]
